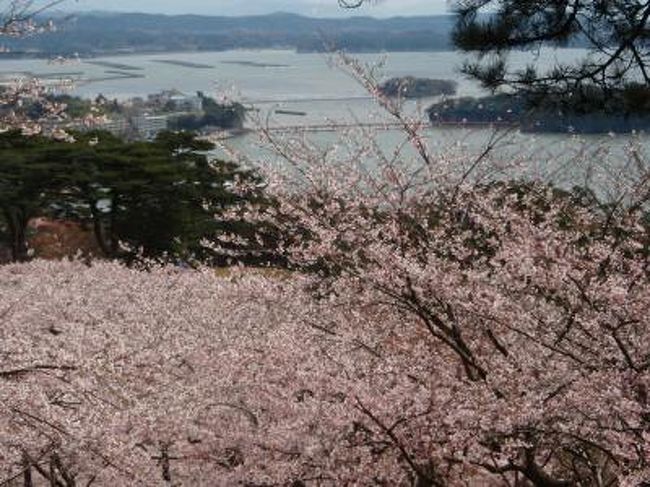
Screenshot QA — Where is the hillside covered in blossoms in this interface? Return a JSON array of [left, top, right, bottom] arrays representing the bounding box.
[[2, 158, 649, 484], [1, 0, 650, 485]]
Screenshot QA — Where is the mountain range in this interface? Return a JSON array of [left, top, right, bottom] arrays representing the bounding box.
[[0, 12, 455, 57]]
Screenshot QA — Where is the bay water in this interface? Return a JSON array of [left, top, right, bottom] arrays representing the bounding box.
[[1, 48, 647, 193]]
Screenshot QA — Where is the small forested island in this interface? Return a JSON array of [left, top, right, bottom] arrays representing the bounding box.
[[428, 85, 650, 134], [378, 76, 457, 98], [166, 92, 246, 132]]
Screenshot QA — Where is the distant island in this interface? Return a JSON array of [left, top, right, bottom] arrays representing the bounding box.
[[378, 77, 457, 99], [428, 92, 650, 134], [167, 92, 246, 133], [0, 12, 456, 58]]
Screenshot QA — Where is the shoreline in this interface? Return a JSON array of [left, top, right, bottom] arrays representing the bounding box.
[[0, 48, 301, 62], [236, 121, 647, 137], [0, 46, 590, 62]]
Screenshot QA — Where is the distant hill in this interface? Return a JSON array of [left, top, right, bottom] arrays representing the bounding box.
[[428, 92, 650, 134], [0, 12, 455, 57]]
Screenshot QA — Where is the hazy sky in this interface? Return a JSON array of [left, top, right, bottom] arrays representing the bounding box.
[[63, 0, 452, 17]]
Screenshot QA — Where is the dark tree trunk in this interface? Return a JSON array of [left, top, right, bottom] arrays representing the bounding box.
[[109, 194, 120, 256], [91, 205, 113, 257], [414, 461, 446, 487], [51, 453, 75, 487], [50, 456, 57, 487], [5, 207, 30, 262], [90, 196, 122, 258], [22, 453, 33, 487], [522, 450, 573, 487], [160, 444, 171, 482]]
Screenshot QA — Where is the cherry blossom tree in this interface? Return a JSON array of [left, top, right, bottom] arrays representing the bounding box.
[[0, 260, 325, 485], [0, 1, 67, 37], [1, 160, 648, 485], [216, 52, 650, 485], [3, 95, 648, 484], [0, 3, 648, 484], [0, 1, 89, 137], [0, 260, 460, 485], [256, 172, 650, 485]]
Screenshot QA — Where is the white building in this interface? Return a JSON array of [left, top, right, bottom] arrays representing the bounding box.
[[91, 114, 168, 139], [131, 115, 169, 139], [169, 94, 202, 113], [148, 90, 202, 113], [98, 116, 130, 135]]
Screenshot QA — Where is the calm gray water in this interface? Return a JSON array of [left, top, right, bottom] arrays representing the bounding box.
[[0, 48, 602, 125], [1, 48, 647, 193]]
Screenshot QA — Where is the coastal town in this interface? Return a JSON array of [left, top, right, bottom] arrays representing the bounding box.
[[55, 89, 246, 139]]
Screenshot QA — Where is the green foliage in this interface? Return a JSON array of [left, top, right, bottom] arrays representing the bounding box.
[[428, 86, 650, 133], [378, 77, 457, 98], [0, 131, 73, 261], [0, 130, 274, 265], [168, 94, 245, 132], [452, 0, 650, 104], [49, 95, 94, 119]]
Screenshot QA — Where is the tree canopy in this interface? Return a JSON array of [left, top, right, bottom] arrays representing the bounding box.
[[453, 1, 650, 96], [0, 130, 274, 265], [340, 0, 650, 109], [2, 139, 648, 486]]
